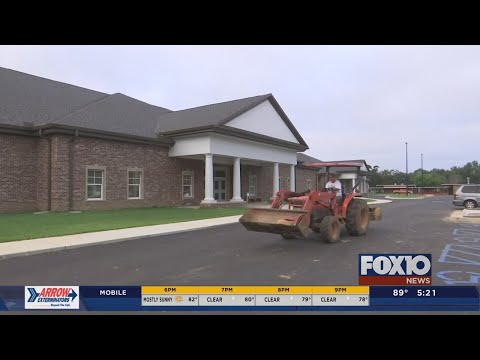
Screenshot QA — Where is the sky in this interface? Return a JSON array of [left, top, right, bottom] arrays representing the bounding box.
[[1, 45, 479, 171]]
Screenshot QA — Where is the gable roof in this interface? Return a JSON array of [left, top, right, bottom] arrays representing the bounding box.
[[156, 94, 308, 149], [0, 67, 308, 149], [155, 94, 270, 133]]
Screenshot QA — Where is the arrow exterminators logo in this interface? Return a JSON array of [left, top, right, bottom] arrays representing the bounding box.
[[24, 286, 80, 309]]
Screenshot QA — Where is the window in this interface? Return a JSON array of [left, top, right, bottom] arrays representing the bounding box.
[[128, 170, 143, 199], [307, 179, 311, 190], [182, 170, 194, 198], [87, 168, 105, 200], [287, 177, 290, 189], [461, 185, 479, 194], [248, 175, 257, 196]]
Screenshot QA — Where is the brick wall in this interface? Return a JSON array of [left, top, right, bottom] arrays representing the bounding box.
[[279, 165, 290, 190], [0, 134, 37, 212], [50, 135, 71, 211], [240, 163, 318, 202], [70, 137, 205, 210], [296, 167, 318, 192], [0, 132, 320, 212], [36, 138, 50, 211]]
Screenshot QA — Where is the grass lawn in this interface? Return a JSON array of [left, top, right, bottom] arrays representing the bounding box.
[[0, 207, 246, 243]]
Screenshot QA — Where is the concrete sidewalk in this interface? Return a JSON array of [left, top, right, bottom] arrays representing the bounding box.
[[0, 198, 392, 260], [356, 198, 392, 204], [0, 215, 242, 260]]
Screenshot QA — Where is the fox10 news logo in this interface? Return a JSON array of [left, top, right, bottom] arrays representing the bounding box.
[[359, 254, 432, 285]]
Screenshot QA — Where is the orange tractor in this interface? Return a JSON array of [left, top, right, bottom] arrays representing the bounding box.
[[239, 169, 382, 243]]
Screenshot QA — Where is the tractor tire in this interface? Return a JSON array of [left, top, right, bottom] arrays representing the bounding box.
[[345, 199, 370, 236], [310, 208, 331, 232], [319, 216, 341, 243], [281, 233, 296, 240]]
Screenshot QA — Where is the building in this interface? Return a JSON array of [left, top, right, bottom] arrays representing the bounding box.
[[296, 159, 371, 195], [371, 184, 449, 195], [0, 66, 323, 213]]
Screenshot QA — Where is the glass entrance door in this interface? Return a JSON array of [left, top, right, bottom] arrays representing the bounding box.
[[213, 169, 227, 201]]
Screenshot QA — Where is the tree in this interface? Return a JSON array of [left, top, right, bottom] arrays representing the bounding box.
[[367, 160, 479, 186]]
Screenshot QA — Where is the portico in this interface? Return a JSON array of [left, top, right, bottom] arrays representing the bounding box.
[[158, 94, 308, 205], [169, 133, 299, 205]]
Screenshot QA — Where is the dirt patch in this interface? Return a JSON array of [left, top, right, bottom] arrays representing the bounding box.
[[444, 210, 480, 224]]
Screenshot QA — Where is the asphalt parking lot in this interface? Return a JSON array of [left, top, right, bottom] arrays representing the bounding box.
[[1, 195, 478, 287]]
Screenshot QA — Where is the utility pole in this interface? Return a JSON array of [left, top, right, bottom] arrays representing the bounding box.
[[421, 153, 424, 196], [405, 142, 409, 197]]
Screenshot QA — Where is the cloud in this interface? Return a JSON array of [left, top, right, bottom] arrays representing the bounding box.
[[1, 45, 479, 170]]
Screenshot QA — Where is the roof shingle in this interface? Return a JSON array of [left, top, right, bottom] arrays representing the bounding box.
[[52, 93, 171, 139], [0, 67, 306, 147], [0, 67, 108, 126], [155, 94, 271, 133]]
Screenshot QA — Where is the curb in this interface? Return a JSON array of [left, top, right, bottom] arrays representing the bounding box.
[[356, 198, 392, 204], [0, 216, 242, 261], [384, 196, 425, 200]]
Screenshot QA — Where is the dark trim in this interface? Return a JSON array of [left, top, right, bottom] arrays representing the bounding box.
[[216, 126, 308, 151], [41, 125, 174, 147], [160, 125, 213, 136], [158, 94, 309, 148], [214, 94, 308, 147], [266, 96, 309, 147], [296, 164, 320, 171], [161, 126, 308, 151], [0, 124, 174, 147], [0, 126, 37, 137], [41, 128, 74, 136]]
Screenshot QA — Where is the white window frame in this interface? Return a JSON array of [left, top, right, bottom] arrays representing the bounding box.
[[86, 166, 106, 201], [248, 174, 257, 196], [182, 170, 194, 198], [127, 168, 144, 200]]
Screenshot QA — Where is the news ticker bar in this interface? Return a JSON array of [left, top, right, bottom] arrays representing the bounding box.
[[0, 286, 479, 311]]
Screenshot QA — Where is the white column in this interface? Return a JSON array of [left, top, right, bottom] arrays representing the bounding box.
[[289, 164, 295, 191], [231, 157, 244, 202], [273, 162, 279, 197], [201, 154, 216, 204]]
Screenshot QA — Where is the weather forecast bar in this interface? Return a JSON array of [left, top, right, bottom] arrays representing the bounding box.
[[0, 286, 479, 311], [140, 286, 370, 307]]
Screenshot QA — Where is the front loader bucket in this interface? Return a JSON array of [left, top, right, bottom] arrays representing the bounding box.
[[239, 208, 310, 238]]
